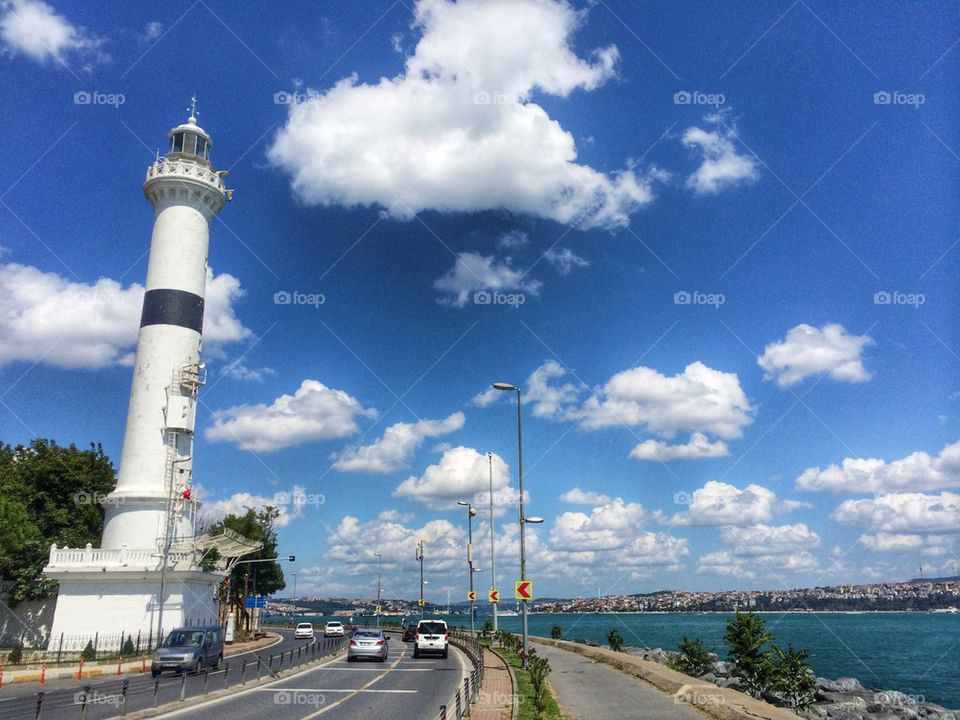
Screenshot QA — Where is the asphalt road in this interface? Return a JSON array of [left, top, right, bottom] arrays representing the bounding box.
[[0, 628, 336, 720], [153, 634, 468, 720]]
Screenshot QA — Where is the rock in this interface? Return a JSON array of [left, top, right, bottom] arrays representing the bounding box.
[[699, 672, 718, 684], [717, 677, 742, 690], [822, 695, 868, 718], [819, 677, 865, 693], [712, 660, 733, 678]]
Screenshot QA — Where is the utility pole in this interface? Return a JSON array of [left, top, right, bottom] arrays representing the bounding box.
[[292, 572, 298, 621], [417, 541, 425, 619], [375, 552, 382, 627], [488, 451, 498, 633]]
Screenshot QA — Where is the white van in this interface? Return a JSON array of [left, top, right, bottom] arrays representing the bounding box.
[[413, 619, 448, 659]]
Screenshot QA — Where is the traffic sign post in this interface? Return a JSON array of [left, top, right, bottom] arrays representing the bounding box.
[[488, 588, 499, 603], [418, 598, 425, 607], [514, 580, 533, 601], [467, 591, 476, 602]]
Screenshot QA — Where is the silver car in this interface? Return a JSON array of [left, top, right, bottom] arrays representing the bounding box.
[[347, 628, 388, 662]]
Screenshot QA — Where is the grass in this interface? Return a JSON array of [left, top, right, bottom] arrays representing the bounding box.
[[493, 645, 562, 720]]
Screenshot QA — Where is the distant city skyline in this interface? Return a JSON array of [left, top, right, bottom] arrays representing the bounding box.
[[1, 0, 958, 601]]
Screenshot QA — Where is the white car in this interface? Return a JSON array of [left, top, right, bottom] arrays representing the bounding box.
[[413, 619, 448, 659], [295, 622, 314, 639], [324, 621, 345, 637]]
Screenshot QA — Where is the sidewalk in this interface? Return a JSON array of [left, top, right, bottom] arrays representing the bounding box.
[[533, 644, 702, 720], [470, 645, 514, 720]]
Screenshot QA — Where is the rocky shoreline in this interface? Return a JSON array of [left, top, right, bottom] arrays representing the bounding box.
[[622, 646, 958, 720]]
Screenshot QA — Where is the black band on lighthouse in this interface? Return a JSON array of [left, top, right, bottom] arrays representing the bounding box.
[[140, 289, 204, 333]]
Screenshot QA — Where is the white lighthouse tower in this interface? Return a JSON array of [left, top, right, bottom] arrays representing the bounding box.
[[44, 101, 236, 649]]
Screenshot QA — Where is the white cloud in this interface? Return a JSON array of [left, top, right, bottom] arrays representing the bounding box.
[[0, 263, 251, 369], [720, 523, 820, 556], [434, 251, 541, 307], [832, 492, 960, 535], [859, 532, 954, 556], [577, 361, 754, 439], [497, 231, 530, 249], [204, 379, 377, 452], [202, 483, 315, 528], [525, 360, 583, 419], [559, 487, 612, 506], [630, 432, 729, 461], [550, 498, 646, 551], [544, 247, 589, 275], [394, 446, 511, 509], [796, 440, 960, 493], [138, 20, 162, 43], [683, 112, 759, 194], [222, 362, 277, 383], [267, 0, 662, 229], [0, 0, 106, 69], [667, 480, 804, 526], [333, 412, 465, 473], [759, 323, 873, 388], [470, 385, 501, 407]]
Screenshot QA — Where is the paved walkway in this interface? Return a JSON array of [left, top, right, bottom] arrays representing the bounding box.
[[534, 644, 703, 720], [471, 646, 513, 720]]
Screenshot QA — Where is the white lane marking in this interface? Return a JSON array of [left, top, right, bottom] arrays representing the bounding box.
[[298, 649, 411, 719], [309, 667, 432, 672], [253, 688, 418, 694]]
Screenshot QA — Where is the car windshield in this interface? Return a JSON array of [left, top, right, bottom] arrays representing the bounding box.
[[419, 622, 445, 634], [297, 623, 312, 629], [354, 630, 382, 638], [163, 630, 205, 648], [326, 622, 342, 627]]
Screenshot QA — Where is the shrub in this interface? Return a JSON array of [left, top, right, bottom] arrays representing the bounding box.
[[607, 629, 624, 652], [724, 612, 773, 698], [81, 640, 97, 661], [121, 635, 135, 657], [768, 644, 817, 710], [8, 640, 23, 665], [527, 651, 552, 719], [482, 620, 493, 638], [667, 636, 715, 677], [550, 625, 562, 640]]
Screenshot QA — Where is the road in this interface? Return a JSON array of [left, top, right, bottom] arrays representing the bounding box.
[[0, 628, 338, 720], [155, 634, 468, 720], [533, 643, 704, 720]]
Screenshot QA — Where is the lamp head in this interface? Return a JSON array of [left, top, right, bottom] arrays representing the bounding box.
[[492, 382, 516, 391], [524, 516, 545, 524]]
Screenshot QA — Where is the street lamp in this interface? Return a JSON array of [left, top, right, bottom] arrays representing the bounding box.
[[486, 451, 499, 633], [292, 572, 298, 622], [375, 552, 382, 627], [457, 500, 478, 637], [416, 541, 425, 619], [492, 381, 534, 667], [233, 555, 296, 634]]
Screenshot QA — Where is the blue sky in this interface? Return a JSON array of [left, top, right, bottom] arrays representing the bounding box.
[[1, 0, 958, 602]]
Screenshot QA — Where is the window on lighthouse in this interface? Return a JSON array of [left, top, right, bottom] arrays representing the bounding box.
[[171, 132, 184, 153]]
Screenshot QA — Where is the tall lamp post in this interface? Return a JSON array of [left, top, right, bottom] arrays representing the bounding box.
[[457, 500, 478, 637], [375, 552, 382, 627], [492, 382, 543, 668], [487, 451, 498, 633], [416, 540, 425, 619], [292, 572, 298, 622]]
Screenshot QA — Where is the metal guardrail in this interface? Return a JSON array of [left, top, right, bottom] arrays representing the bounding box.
[[0, 635, 346, 720], [433, 630, 485, 720]]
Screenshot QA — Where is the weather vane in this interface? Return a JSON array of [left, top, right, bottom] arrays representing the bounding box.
[[188, 94, 198, 120]]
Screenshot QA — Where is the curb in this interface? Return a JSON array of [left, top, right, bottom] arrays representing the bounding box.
[[486, 645, 519, 720], [528, 636, 800, 720]]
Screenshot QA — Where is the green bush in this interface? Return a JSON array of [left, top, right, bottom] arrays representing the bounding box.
[[8, 640, 23, 665], [81, 640, 96, 662], [607, 629, 624, 652], [724, 612, 773, 698], [768, 644, 817, 710], [121, 635, 135, 657], [667, 636, 715, 677], [550, 625, 562, 640], [527, 651, 552, 719]]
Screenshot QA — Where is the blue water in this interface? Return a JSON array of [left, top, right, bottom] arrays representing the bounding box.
[[270, 612, 959, 707]]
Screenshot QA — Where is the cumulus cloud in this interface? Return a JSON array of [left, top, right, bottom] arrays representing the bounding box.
[[0, 263, 251, 369], [394, 446, 511, 510], [759, 323, 873, 388], [559, 487, 612, 506], [550, 498, 646, 551], [333, 412, 465, 473], [497, 231, 530, 249], [796, 440, 960, 493], [697, 522, 820, 578], [525, 360, 583, 419], [683, 112, 759, 194], [667, 480, 807, 526], [201, 483, 316, 528], [859, 532, 954, 555], [831, 492, 960, 535], [544, 247, 589, 275], [630, 432, 729, 462], [470, 386, 502, 407], [204, 380, 377, 452], [267, 0, 663, 229], [433, 251, 541, 307], [577, 362, 754, 439], [0, 0, 107, 69]]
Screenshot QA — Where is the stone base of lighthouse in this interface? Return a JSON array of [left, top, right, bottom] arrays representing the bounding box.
[[43, 548, 221, 652]]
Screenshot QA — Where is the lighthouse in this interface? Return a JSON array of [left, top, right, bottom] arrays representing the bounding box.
[[43, 101, 235, 648]]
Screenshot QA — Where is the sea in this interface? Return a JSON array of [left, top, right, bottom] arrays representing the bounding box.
[[267, 611, 959, 708]]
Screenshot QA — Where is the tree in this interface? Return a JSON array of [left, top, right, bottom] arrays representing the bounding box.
[[0, 440, 116, 604], [668, 636, 715, 677], [122, 635, 136, 657], [768, 644, 817, 710], [724, 612, 774, 698], [607, 629, 624, 652], [81, 640, 96, 661], [550, 625, 562, 640]]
